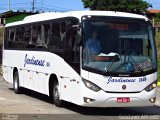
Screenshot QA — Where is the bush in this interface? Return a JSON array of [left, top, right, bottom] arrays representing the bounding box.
[[155, 32, 160, 84]]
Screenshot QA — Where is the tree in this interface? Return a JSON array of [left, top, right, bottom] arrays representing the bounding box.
[[82, 0, 152, 14], [155, 13, 160, 22]]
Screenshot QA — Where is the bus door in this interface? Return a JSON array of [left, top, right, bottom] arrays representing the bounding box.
[[63, 19, 81, 101]]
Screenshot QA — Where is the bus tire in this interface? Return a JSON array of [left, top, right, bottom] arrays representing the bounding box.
[[13, 71, 21, 94], [53, 81, 63, 107]]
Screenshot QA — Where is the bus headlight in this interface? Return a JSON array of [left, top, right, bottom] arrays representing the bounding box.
[[145, 81, 157, 92], [82, 78, 101, 92]]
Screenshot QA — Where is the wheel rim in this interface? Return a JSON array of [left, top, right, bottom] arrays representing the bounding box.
[[14, 76, 18, 90], [54, 84, 60, 101]]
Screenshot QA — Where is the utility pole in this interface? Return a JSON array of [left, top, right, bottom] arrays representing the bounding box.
[[41, 0, 43, 11], [32, 0, 35, 12], [8, 0, 10, 11]]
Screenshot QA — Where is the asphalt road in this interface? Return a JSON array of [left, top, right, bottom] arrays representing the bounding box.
[[0, 76, 160, 120]]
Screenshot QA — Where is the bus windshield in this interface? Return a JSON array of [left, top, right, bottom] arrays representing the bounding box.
[[82, 17, 157, 75]]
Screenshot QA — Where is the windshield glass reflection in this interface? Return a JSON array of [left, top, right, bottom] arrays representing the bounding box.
[[82, 18, 157, 74]]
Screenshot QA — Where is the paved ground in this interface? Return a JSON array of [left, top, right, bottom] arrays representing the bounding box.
[[0, 76, 160, 120]]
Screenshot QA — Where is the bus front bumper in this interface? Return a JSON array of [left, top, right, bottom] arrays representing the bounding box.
[[80, 88, 157, 107]]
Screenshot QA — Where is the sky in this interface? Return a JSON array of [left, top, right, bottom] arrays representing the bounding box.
[[0, 0, 159, 13]]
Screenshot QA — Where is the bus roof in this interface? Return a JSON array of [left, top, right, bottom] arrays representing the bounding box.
[[5, 11, 149, 27]]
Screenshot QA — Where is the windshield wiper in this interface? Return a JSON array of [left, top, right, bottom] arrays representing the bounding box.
[[128, 55, 145, 74], [104, 38, 145, 74], [104, 38, 128, 73], [106, 49, 145, 74], [112, 53, 145, 74], [104, 48, 122, 73], [104, 53, 120, 73]]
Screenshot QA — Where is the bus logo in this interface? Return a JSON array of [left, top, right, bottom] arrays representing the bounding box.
[[24, 54, 45, 67], [122, 85, 127, 90], [107, 77, 136, 84]]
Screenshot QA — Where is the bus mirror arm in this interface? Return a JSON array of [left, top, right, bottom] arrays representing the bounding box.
[[71, 24, 81, 29], [71, 22, 81, 29]]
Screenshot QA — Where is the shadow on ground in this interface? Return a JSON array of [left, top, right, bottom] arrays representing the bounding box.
[[9, 87, 160, 116]]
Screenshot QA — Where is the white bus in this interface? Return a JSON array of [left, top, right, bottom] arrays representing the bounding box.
[[3, 11, 157, 107]]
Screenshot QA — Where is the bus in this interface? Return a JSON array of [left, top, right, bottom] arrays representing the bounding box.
[[2, 11, 157, 107]]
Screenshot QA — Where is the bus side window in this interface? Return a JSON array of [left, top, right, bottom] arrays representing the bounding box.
[[36, 25, 43, 48], [32, 25, 38, 48], [44, 24, 50, 48], [8, 28, 16, 48], [49, 23, 61, 49], [24, 26, 35, 49], [36, 24, 50, 49], [15, 27, 24, 49], [60, 22, 66, 42], [44, 24, 51, 48], [4, 29, 9, 49]]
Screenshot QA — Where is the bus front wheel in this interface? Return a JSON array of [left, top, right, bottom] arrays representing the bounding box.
[[53, 81, 63, 107], [13, 71, 22, 94]]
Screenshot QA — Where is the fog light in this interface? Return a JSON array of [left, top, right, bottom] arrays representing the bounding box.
[[149, 97, 156, 103], [84, 97, 95, 103], [152, 83, 157, 88], [87, 99, 90, 103]]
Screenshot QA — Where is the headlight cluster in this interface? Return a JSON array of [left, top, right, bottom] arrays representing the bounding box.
[[82, 78, 101, 92], [145, 80, 157, 92]]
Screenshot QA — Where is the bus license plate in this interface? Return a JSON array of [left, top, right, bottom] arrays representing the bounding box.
[[117, 97, 130, 103]]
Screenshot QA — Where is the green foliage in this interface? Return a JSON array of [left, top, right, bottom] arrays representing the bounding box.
[[155, 32, 160, 83], [156, 32, 160, 58], [82, 0, 152, 14], [155, 13, 160, 22]]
